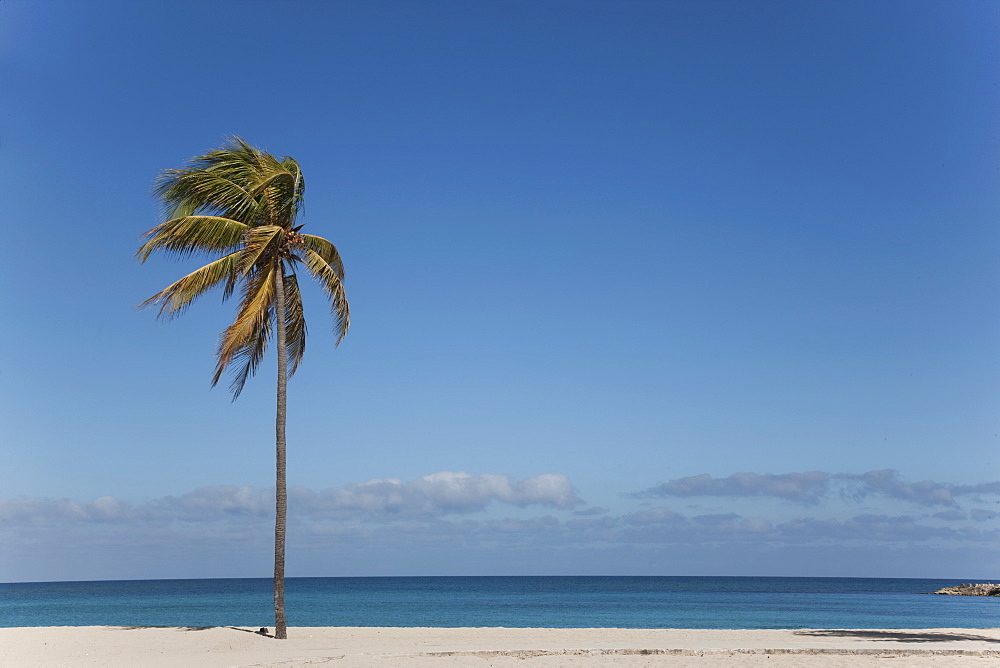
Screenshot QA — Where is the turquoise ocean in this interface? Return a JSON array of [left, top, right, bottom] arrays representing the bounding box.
[[1, 577, 997, 629]]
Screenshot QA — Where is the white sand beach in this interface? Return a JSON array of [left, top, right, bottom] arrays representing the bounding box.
[[2, 626, 999, 667]]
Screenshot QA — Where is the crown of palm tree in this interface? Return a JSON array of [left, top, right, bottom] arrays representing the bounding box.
[[137, 136, 349, 397]]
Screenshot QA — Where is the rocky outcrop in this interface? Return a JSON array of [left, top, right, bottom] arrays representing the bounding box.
[[933, 583, 1000, 596]]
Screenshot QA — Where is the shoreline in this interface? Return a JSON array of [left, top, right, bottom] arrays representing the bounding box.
[[3, 626, 1000, 666]]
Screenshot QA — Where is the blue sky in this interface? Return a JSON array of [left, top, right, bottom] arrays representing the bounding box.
[[2, 0, 999, 583]]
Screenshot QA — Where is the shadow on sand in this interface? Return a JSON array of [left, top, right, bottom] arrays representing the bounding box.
[[795, 629, 1000, 644], [118, 626, 273, 638]]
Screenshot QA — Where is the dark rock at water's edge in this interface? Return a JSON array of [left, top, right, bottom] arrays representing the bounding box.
[[932, 583, 1000, 596]]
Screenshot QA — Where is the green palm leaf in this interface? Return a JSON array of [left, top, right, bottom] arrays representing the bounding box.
[[300, 234, 345, 279], [137, 251, 241, 318], [136, 216, 248, 262], [240, 225, 286, 274], [300, 246, 350, 345], [224, 301, 274, 399], [213, 263, 277, 389], [283, 272, 307, 376]]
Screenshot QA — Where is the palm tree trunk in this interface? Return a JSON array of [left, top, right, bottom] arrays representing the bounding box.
[[273, 268, 288, 639]]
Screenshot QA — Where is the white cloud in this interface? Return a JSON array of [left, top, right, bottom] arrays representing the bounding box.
[[152, 486, 273, 520], [296, 471, 581, 520], [0, 496, 132, 525], [638, 470, 1000, 510], [0, 472, 580, 529], [572, 506, 609, 517], [639, 471, 830, 502], [851, 470, 956, 507], [3, 471, 998, 583]]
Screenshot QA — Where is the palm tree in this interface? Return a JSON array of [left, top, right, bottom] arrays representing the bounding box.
[[136, 137, 349, 639]]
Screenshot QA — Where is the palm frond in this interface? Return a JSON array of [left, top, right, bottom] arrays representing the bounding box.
[[224, 304, 274, 399], [137, 251, 241, 318], [157, 168, 267, 224], [250, 169, 298, 203], [301, 247, 350, 345], [136, 216, 247, 262], [213, 263, 277, 388], [282, 156, 306, 206], [283, 272, 307, 376], [240, 225, 285, 274], [140, 137, 346, 400], [154, 137, 305, 227], [299, 234, 345, 279], [165, 198, 199, 221]]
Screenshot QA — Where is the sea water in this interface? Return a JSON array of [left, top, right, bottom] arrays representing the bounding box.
[[1, 576, 997, 629]]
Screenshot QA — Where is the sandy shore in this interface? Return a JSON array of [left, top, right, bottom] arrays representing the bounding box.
[[2, 626, 999, 666]]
